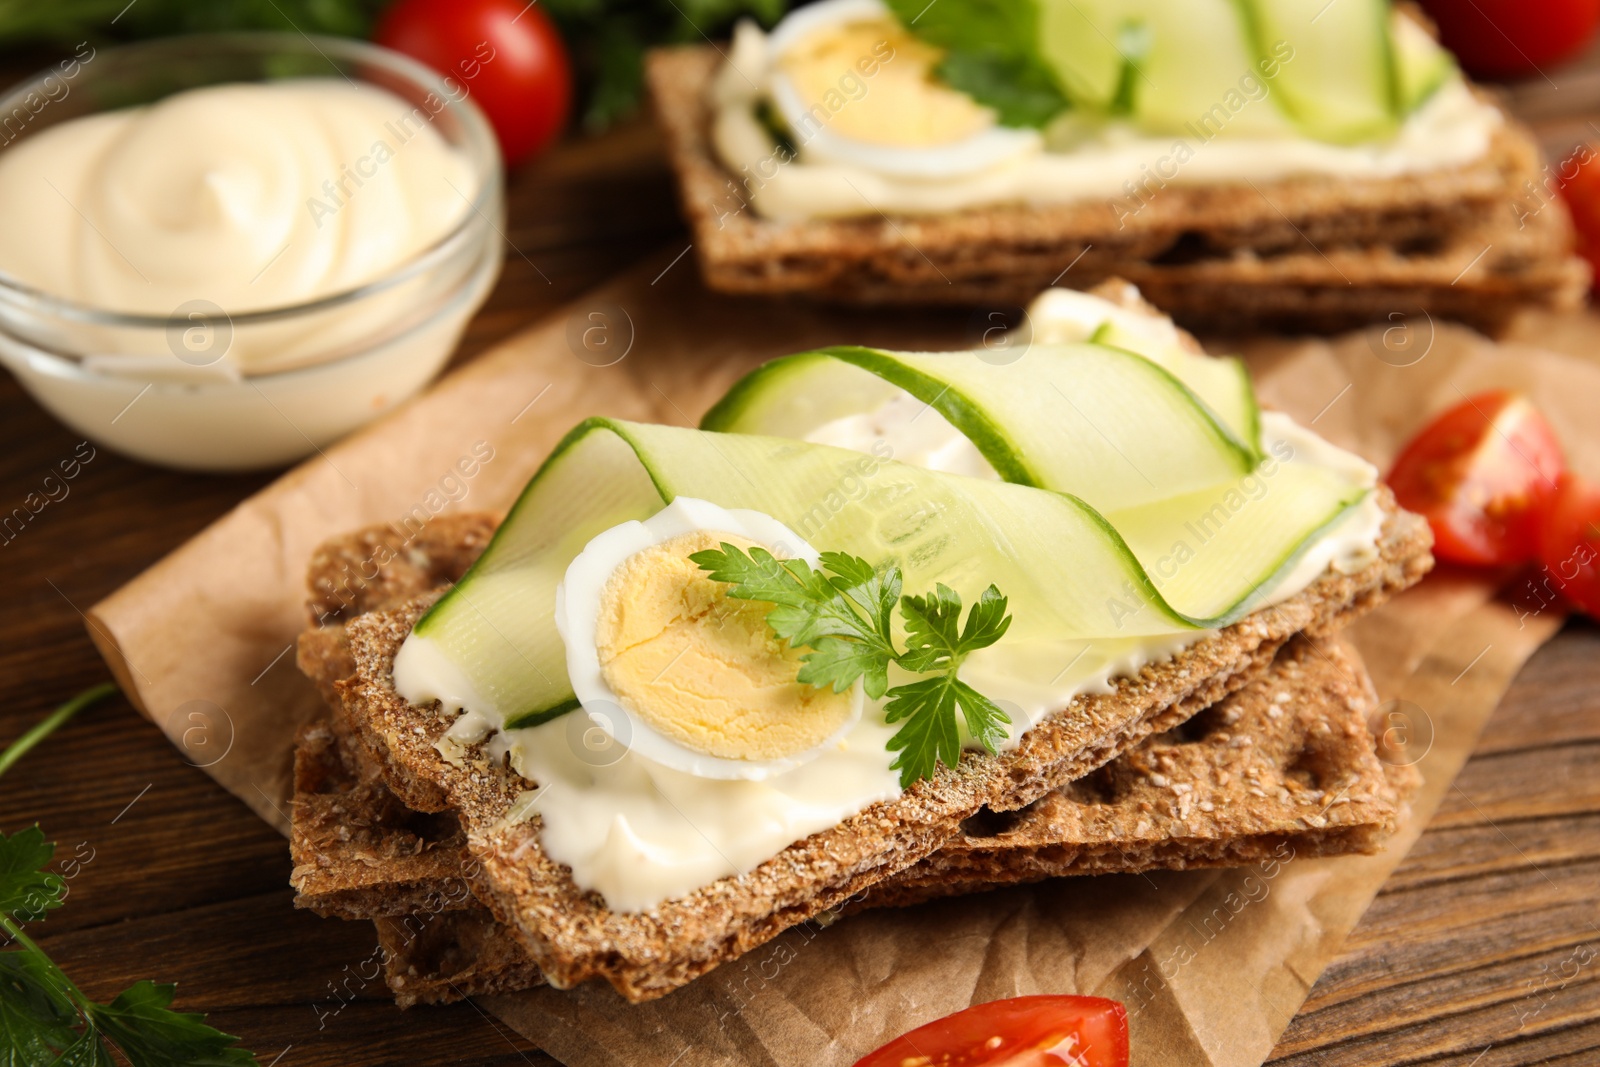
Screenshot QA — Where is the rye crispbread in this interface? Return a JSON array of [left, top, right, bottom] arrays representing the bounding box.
[[292, 585, 1407, 925], [863, 636, 1420, 908], [290, 719, 476, 921], [297, 512, 499, 813], [645, 46, 1586, 332], [374, 908, 546, 1007], [288, 643, 1414, 1011], [320, 491, 1428, 1001], [294, 631, 1412, 1006]]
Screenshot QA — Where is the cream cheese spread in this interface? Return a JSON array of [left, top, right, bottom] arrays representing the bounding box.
[[710, 13, 1500, 223]]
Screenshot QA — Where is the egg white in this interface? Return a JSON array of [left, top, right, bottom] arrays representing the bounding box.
[[554, 496, 865, 782], [764, 0, 1042, 179]]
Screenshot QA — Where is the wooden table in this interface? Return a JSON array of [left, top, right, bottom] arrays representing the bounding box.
[[2, 44, 1598, 1067]]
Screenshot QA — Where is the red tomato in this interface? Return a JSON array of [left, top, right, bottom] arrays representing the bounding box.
[[1556, 144, 1600, 290], [852, 995, 1129, 1067], [1539, 474, 1600, 616], [1419, 0, 1600, 79], [1386, 391, 1566, 566], [375, 0, 572, 166]]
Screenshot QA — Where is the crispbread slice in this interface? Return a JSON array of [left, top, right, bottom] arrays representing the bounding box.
[[329, 493, 1429, 1001], [290, 720, 477, 921], [863, 636, 1421, 908], [296, 512, 499, 813], [287, 522, 1406, 925], [645, 46, 1585, 332], [294, 633, 1410, 1005], [375, 909, 546, 1008]]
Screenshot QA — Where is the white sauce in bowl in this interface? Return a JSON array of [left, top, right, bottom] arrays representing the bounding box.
[[0, 79, 474, 370]]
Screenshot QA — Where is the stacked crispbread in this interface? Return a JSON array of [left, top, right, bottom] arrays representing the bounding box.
[[644, 46, 1586, 334], [292, 614, 1417, 1006], [290, 485, 1431, 1002]]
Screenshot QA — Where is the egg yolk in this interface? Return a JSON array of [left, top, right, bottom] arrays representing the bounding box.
[[777, 18, 996, 147], [594, 530, 855, 761]]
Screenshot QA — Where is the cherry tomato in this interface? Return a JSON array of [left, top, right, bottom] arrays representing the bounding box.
[[1419, 0, 1600, 79], [1539, 474, 1600, 616], [1386, 391, 1566, 566], [375, 0, 573, 166], [852, 995, 1129, 1067], [1556, 143, 1600, 291]]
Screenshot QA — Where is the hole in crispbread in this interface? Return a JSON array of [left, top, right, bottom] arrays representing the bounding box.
[[1149, 231, 1210, 265], [1286, 739, 1337, 792], [960, 807, 1027, 839], [1172, 702, 1231, 744], [1067, 763, 1131, 806]]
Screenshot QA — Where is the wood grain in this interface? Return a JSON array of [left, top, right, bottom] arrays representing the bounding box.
[[0, 34, 1596, 1067]]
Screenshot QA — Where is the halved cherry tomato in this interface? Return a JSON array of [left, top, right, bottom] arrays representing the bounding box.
[[1386, 391, 1566, 566], [1556, 143, 1600, 291], [1539, 474, 1600, 616], [1419, 0, 1600, 79], [375, 0, 573, 166], [852, 995, 1129, 1067]]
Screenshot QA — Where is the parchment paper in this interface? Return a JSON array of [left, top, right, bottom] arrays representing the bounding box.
[[87, 254, 1598, 1065]]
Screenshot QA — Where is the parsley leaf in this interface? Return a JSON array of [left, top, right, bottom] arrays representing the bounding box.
[[936, 50, 1073, 129], [0, 829, 258, 1067], [695, 548, 1013, 787], [47, 1029, 117, 1067], [0, 828, 65, 926], [0, 951, 78, 1065], [0, 688, 258, 1067], [883, 675, 962, 786], [89, 982, 256, 1067], [900, 584, 1012, 672], [883, 0, 1070, 128], [950, 678, 1013, 754], [795, 637, 891, 698], [691, 544, 899, 697]]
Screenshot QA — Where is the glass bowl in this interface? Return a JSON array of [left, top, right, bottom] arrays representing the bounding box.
[[0, 33, 504, 471]]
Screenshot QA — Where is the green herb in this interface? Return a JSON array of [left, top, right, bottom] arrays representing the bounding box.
[[544, 0, 790, 129], [0, 685, 115, 782], [0, 0, 791, 133], [0, 0, 387, 43], [692, 545, 1013, 787], [882, 0, 1069, 128], [753, 99, 796, 159], [0, 686, 258, 1067]]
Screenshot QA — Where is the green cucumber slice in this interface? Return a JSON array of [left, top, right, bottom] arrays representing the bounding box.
[[1037, 0, 1295, 135], [701, 343, 1256, 512], [1126, 0, 1299, 136], [1036, 0, 1130, 109], [1104, 462, 1361, 620], [1085, 322, 1259, 449], [413, 419, 1367, 727], [1239, 0, 1397, 143], [1392, 9, 1455, 113], [1025, 288, 1259, 447]]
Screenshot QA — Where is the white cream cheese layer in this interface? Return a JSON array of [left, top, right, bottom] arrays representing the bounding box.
[[711, 17, 1500, 223], [487, 703, 903, 913], [398, 620, 1211, 913], [805, 390, 997, 478]]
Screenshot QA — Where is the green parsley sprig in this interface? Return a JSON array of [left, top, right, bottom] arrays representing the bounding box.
[[691, 546, 1014, 787], [883, 0, 1072, 128], [0, 686, 257, 1067]]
